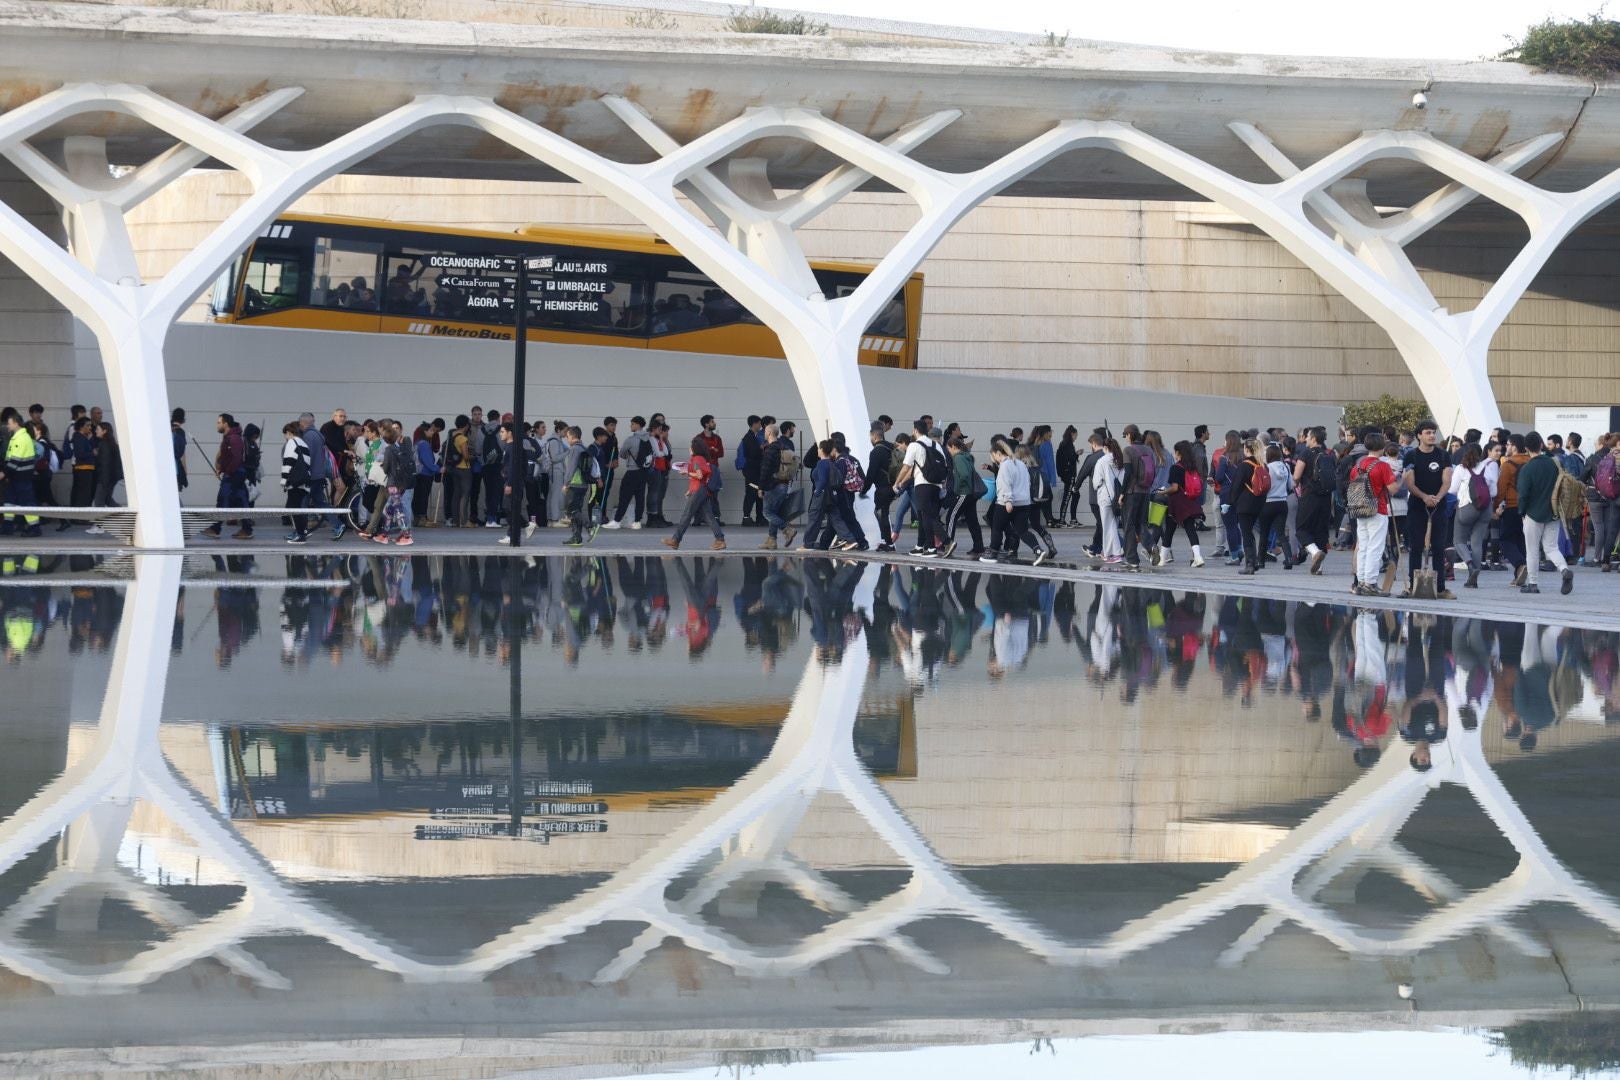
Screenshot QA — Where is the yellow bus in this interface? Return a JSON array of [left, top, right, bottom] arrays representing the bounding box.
[[208, 213, 921, 369]]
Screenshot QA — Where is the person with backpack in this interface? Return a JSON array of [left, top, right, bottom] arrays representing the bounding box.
[[1402, 420, 1454, 599], [494, 421, 534, 546], [297, 411, 344, 541], [1015, 444, 1059, 561], [1262, 443, 1295, 569], [1211, 430, 1243, 564], [1496, 433, 1533, 585], [1586, 433, 1620, 570], [373, 421, 415, 547], [893, 418, 951, 557], [1452, 441, 1500, 588], [1516, 431, 1575, 595], [1295, 426, 1336, 574], [279, 420, 314, 545], [832, 433, 869, 550], [1157, 440, 1206, 567], [1231, 438, 1273, 576], [864, 421, 897, 552], [542, 419, 569, 526], [1334, 428, 1372, 549], [758, 421, 799, 550], [1119, 424, 1155, 571], [440, 414, 472, 527], [410, 421, 441, 526], [1091, 436, 1125, 563], [560, 425, 599, 547], [945, 434, 986, 556], [662, 434, 726, 551], [1345, 431, 1398, 596], [201, 413, 252, 540], [605, 415, 652, 530], [801, 439, 857, 551], [647, 419, 674, 528]]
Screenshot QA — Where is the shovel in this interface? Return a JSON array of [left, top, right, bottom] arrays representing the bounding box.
[[1410, 517, 1439, 599]]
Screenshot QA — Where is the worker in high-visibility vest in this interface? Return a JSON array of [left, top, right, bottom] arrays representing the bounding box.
[[2, 409, 41, 536]]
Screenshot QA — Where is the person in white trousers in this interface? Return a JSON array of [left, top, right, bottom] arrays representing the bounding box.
[[1349, 432, 1399, 596], [1093, 438, 1125, 562]]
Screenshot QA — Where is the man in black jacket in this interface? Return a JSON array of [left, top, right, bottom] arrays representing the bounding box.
[[864, 421, 896, 551], [740, 414, 765, 526]]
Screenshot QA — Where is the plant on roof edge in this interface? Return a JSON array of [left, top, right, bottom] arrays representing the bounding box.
[[724, 7, 829, 35], [1500, 12, 1620, 78]]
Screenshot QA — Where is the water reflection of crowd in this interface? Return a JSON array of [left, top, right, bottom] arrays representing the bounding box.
[[10, 555, 1620, 771], [0, 554, 125, 661]]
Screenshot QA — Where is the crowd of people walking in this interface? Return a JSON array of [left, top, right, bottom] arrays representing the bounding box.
[[3, 400, 1618, 606]]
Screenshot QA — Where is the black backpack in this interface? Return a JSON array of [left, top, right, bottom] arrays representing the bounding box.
[[920, 440, 950, 485], [1309, 447, 1336, 496]]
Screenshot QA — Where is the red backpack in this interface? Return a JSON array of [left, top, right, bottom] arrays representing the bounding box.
[[1245, 461, 1272, 498], [1183, 470, 1204, 499]]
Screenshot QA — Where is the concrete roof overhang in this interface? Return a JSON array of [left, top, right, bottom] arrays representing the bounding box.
[[0, 1, 1612, 205]]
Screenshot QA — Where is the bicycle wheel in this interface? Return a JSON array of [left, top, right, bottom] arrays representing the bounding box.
[[347, 488, 371, 534]]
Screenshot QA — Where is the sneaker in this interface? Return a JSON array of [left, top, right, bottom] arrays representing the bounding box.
[[565, 537, 584, 547], [1437, 589, 1456, 600], [910, 546, 928, 556], [497, 535, 513, 545], [1561, 568, 1574, 595], [283, 531, 299, 542], [603, 520, 622, 530], [524, 521, 538, 540], [661, 537, 679, 550], [628, 521, 642, 530], [876, 543, 895, 553], [201, 527, 222, 538], [396, 534, 413, 547], [287, 535, 308, 545], [372, 534, 391, 545], [1033, 549, 1048, 567], [590, 521, 602, 542], [711, 539, 727, 551], [1521, 584, 1541, 594], [85, 524, 107, 536], [231, 529, 253, 540], [941, 541, 958, 558], [1512, 566, 1527, 587], [1310, 549, 1327, 575], [1159, 549, 1174, 565], [1191, 555, 1205, 568], [979, 553, 999, 564], [1103, 555, 1122, 564], [484, 520, 500, 528], [54, 520, 72, 533], [332, 524, 347, 541], [782, 526, 797, 546]]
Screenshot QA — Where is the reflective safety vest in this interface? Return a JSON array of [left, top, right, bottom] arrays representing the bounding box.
[[4, 427, 34, 469]]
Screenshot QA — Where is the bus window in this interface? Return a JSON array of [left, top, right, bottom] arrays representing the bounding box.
[[387, 244, 514, 326], [649, 265, 759, 335], [526, 247, 647, 336], [240, 247, 305, 316], [812, 267, 906, 337], [207, 255, 242, 319], [313, 237, 382, 311]]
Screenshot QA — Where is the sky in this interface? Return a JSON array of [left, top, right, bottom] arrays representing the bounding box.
[[791, 0, 1595, 61], [633, 1031, 1592, 1080]]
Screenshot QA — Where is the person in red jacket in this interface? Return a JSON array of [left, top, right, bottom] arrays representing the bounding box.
[[663, 435, 727, 551], [1349, 432, 1399, 596]]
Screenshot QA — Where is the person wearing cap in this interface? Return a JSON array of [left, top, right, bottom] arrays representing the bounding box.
[[662, 434, 726, 551]]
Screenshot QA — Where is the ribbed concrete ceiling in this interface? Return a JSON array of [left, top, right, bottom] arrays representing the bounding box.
[[0, 1, 1613, 206]]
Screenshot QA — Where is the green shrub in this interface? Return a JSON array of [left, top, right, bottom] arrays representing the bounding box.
[[725, 7, 828, 35], [1342, 395, 1433, 434], [1500, 14, 1620, 77], [1489, 1016, 1620, 1076]]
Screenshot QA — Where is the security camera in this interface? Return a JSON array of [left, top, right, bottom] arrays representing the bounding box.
[[1411, 90, 1428, 110]]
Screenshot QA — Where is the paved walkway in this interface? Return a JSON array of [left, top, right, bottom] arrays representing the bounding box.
[[4, 519, 1615, 631]]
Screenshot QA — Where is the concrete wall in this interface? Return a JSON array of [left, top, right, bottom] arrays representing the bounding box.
[[118, 172, 1620, 425]]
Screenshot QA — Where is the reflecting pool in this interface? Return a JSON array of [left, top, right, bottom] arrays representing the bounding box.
[[0, 553, 1618, 1077]]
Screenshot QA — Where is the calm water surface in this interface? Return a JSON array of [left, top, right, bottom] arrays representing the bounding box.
[[0, 552, 1617, 1078]]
